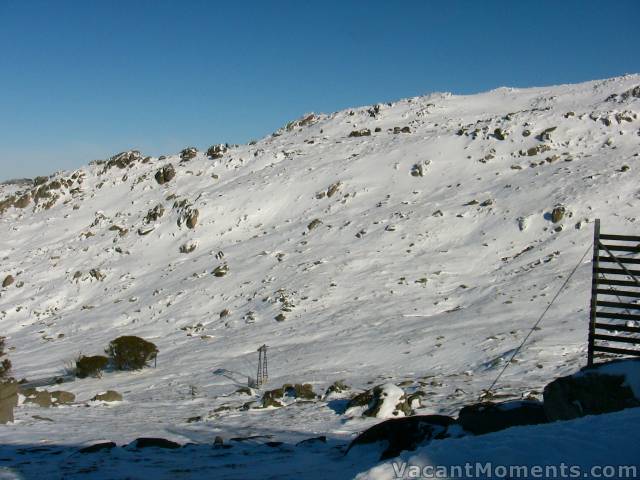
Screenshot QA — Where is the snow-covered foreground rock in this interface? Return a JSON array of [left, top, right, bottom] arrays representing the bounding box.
[[1, 75, 640, 477]]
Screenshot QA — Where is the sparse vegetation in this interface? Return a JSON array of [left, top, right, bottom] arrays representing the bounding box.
[[76, 355, 109, 378], [0, 337, 11, 379]]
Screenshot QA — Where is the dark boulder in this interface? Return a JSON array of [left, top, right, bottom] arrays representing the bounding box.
[[543, 359, 640, 421], [457, 400, 548, 435], [346, 415, 456, 460], [179, 147, 198, 162], [131, 437, 181, 449], [155, 165, 176, 185], [206, 144, 228, 159]]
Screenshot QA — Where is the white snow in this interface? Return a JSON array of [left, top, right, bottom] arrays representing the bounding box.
[[1, 74, 640, 477]]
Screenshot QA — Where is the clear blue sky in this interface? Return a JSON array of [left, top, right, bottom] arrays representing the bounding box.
[[1, 0, 638, 181]]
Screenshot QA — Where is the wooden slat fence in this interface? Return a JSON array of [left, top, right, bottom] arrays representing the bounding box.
[[588, 219, 640, 365]]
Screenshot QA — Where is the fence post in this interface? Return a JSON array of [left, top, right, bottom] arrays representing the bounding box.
[[587, 219, 600, 367]]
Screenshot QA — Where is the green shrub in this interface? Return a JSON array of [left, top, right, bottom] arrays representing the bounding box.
[[76, 355, 109, 378], [106, 336, 158, 370]]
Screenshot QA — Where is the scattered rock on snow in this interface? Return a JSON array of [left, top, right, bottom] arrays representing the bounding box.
[[307, 219, 322, 231], [551, 205, 566, 223], [348, 129, 371, 137], [91, 390, 123, 403], [206, 144, 228, 159], [155, 165, 176, 185], [179, 147, 198, 162]]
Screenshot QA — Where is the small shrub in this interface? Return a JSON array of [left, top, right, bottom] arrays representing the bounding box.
[[106, 336, 158, 370], [0, 337, 11, 379], [0, 358, 11, 379], [76, 355, 109, 378]]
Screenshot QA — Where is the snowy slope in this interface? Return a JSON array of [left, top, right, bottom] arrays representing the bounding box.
[[1, 75, 639, 477]]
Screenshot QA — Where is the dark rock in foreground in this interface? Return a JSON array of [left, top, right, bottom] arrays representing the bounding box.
[[346, 415, 456, 460], [458, 400, 548, 435], [543, 358, 640, 421], [130, 437, 181, 449]]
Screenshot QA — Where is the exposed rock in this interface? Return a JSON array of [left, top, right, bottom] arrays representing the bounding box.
[[524, 145, 551, 156], [180, 147, 198, 162], [410, 163, 426, 177], [285, 113, 317, 131], [2, 275, 14, 288], [261, 383, 317, 408], [24, 391, 53, 408], [89, 269, 106, 281], [213, 264, 229, 277], [275, 313, 286, 322], [206, 144, 228, 159], [174, 200, 199, 229], [393, 126, 411, 134], [543, 359, 640, 421], [457, 400, 548, 435], [346, 415, 457, 460], [179, 241, 198, 254], [14, 194, 31, 209], [108, 225, 128, 236], [91, 390, 123, 402], [346, 384, 412, 418], [105, 151, 142, 170], [348, 129, 371, 137], [517, 216, 528, 231], [50, 390, 76, 405], [551, 205, 566, 223], [327, 181, 342, 198], [185, 209, 199, 229], [493, 128, 508, 140], [155, 164, 176, 185], [619, 85, 640, 102], [307, 219, 322, 231], [144, 204, 165, 223], [324, 380, 349, 398], [536, 126, 557, 141]]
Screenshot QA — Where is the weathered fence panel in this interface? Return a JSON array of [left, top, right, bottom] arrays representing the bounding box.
[[588, 219, 640, 365]]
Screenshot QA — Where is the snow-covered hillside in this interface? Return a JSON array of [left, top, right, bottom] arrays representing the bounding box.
[[1, 75, 639, 478]]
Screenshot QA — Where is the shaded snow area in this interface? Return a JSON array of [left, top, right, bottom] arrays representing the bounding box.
[[1, 75, 640, 478]]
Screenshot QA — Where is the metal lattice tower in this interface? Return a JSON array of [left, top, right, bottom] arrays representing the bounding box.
[[256, 344, 268, 387]]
